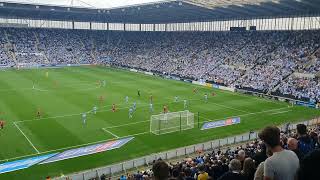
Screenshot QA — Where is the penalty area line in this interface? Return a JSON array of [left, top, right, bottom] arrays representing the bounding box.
[[198, 106, 292, 123], [102, 128, 119, 138], [13, 122, 40, 154]]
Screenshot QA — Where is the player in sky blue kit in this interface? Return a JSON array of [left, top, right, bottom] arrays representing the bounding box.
[[125, 96, 129, 103], [184, 99, 188, 109], [129, 107, 133, 118], [102, 80, 106, 87], [149, 103, 153, 112], [82, 113, 87, 124], [93, 105, 97, 114], [133, 101, 137, 111], [204, 93, 208, 103], [174, 96, 179, 102]]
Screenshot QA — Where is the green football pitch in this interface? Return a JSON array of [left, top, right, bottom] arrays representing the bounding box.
[[0, 66, 319, 179]]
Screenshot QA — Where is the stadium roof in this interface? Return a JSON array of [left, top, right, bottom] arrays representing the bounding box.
[[0, 0, 319, 23]]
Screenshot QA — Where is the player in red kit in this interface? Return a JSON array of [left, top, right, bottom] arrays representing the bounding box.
[[163, 105, 168, 114], [193, 88, 198, 94], [99, 95, 105, 105], [150, 94, 153, 104], [36, 108, 42, 118], [112, 103, 116, 112], [0, 120, 5, 129]]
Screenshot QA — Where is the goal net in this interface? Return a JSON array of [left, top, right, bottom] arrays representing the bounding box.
[[150, 110, 194, 135]]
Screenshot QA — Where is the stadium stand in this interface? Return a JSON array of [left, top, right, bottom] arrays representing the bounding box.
[[1, 28, 320, 102], [0, 1, 320, 179]]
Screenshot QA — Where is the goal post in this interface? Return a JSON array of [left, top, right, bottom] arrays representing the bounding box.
[[150, 110, 194, 135]]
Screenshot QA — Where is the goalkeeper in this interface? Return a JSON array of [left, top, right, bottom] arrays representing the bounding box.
[[149, 103, 153, 112]]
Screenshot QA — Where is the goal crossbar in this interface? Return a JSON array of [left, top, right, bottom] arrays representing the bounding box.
[[150, 110, 194, 135]]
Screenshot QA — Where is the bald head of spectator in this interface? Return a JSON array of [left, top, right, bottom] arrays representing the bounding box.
[[287, 138, 298, 151], [237, 149, 246, 161]]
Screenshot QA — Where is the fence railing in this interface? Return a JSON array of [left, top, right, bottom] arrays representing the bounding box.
[[54, 117, 320, 180]]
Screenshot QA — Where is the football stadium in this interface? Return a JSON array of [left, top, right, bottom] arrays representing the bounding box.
[[0, 0, 320, 180]]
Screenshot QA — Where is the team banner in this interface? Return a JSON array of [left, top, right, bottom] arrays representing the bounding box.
[[201, 117, 240, 130], [40, 137, 134, 164], [296, 101, 317, 108], [0, 153, 57, 174]]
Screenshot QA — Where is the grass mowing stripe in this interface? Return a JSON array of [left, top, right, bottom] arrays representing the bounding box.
[[1, 66, 320, 180], [14, 98, 203, 124], [2, 106, 289, 163], [206, 101, 249, 113]]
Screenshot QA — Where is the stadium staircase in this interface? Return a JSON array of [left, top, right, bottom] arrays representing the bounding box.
[[72, 52, 80, 64], [91, 49, 98, 64], [269, 45, 320, 94], [33, 32, 50, 64], [3, 30, 17, 65], [304, 46, 320, 70], [81, 38, 97, 64], [269, 72, 293, 94]]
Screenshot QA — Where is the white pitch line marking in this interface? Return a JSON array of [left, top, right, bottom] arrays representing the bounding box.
[[198, 106, 291, 122], [1, 106, 291, 163], [13, 98, 202, 123], [13, 122, 40, 154], [0, 131, 149, 163], [101, 107, 292, 131], [270, 110, 291, 115], [33, 87, 49, 92], [207, 101, 248, 113], [102, 128, 119, 138], [103, 120, 149, 129]]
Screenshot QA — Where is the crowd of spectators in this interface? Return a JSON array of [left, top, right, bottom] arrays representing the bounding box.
[[0, 29, 13, 67], [0, 27, 320, 101], [277, 51, 320, 102], [104, 124, 320, 180]]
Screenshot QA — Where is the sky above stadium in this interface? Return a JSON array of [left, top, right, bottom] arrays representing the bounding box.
[[3, 0, 163, 8]]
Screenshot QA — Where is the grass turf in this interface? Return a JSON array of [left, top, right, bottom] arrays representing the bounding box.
[[0, 66, 319, 180]]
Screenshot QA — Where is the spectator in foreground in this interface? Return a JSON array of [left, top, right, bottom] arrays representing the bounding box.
[[120, 174, 127, 180], [254, 147, 273, 180], [218, 159, 245, 180], [152, 160, 169, 180], [241, 158, 255, 180], [197, 164, 209, 180], [100, 173, 106, 180], [296, 124, 314, 156], [259, 126, 299, 180], [184, 167, 195, 180], [287, 138, 303, 161], [237, 149, 246, 168], [253, 142, 267, 167], [297, 149, 320, 180]]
